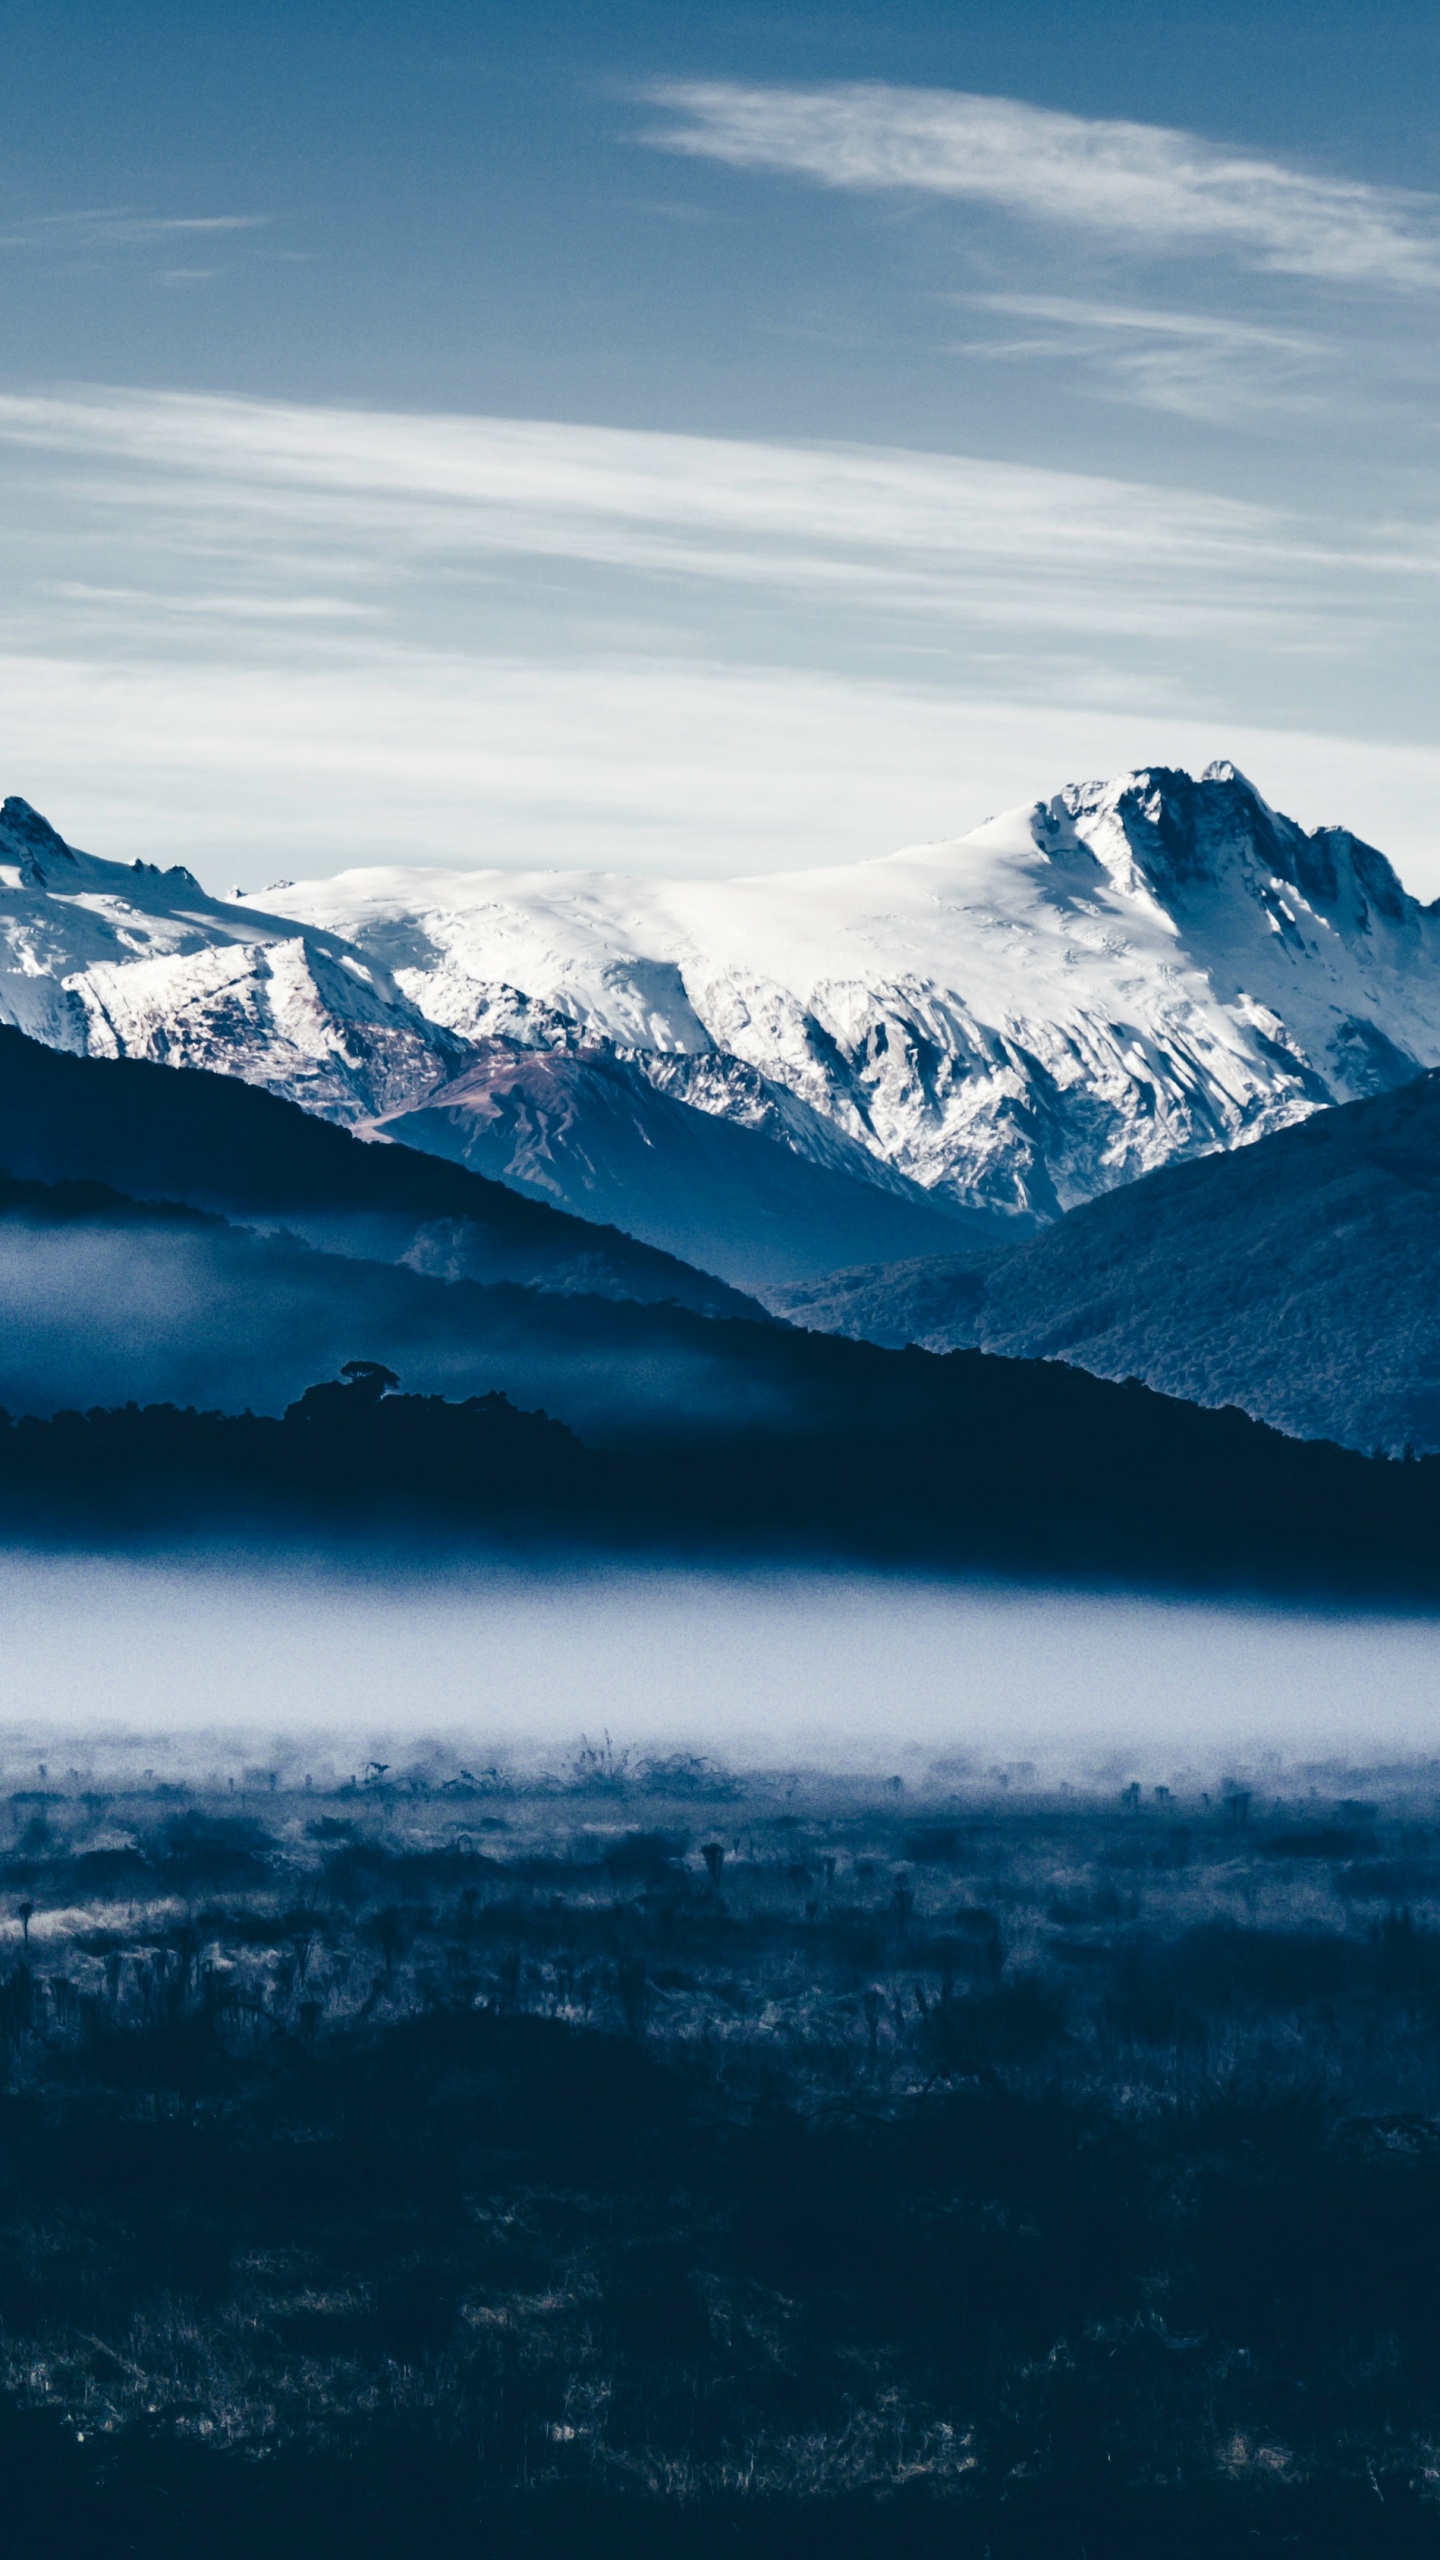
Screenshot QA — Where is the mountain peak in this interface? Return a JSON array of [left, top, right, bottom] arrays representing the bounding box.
[[1043, 760, 1418, 947], [0, 793, 465, 1120], [0, 797, 77, 865]]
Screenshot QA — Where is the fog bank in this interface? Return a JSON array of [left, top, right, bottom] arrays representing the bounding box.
[[1, 1547, 1437, 1790]]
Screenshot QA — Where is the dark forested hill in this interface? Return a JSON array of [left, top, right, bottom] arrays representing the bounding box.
[[9, 1020, 1440, 1589], [0, 1025, 756, 1318], [6, 1346, 1440, 1597], [0, 1165, 799, 1440], [775, 1069, 1440, 1456]]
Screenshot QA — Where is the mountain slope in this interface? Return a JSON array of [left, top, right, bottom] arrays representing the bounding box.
[[774, 1069, 1440, 1456], [379, 1039, 1002, 1294], [261, 762, 1440, 1222], [0, 794, 461, 1120], [0, 1024, 758, 1318], [0, 1166, 783, 1437]]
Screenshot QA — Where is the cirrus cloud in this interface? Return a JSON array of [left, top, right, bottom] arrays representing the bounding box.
[[0, 387, 1436, 887], [642, 82, 1440, 290], [0, 384, 1399, 642], [0, 210, 271, 251]]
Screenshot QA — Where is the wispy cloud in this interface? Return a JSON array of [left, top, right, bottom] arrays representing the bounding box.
[[0, 387, 1435, 888], [966, 294, 1318, 352], [0, 211, 270, 252], [0, 385, 1409, 651], [642, 83, 1440, 289], [49, 582, 381, 623], [954, 293, 1331, 423]]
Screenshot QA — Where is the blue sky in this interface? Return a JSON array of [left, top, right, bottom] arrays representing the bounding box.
[[2, 0, 1438, 887]]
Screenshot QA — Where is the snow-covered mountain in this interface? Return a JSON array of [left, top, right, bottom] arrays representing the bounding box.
[[0, 794, 461, 1121], [0, 791, 996, 1285], [10, 766, 1440, 1255], [258, 763, 1440, 1222]]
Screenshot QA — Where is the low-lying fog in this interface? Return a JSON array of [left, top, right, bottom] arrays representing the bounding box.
[[0, 1547, 1437, 1790]]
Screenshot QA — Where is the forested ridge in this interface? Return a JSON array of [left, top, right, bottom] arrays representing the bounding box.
[[3, 1352, 1438, 1591]]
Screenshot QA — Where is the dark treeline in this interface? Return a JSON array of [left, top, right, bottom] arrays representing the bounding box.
[[5, 1765, 1440, 2556], [2, 1350, 1439, 1593]]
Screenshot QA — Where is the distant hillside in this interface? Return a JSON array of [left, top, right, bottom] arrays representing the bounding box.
[[0, 1024, 756, 1320], [382, 1040, 995, 1296], [12, 1132, 1440, 1597], [775, 1070, 1440, 1456], [0, 1168, 797, 1438]]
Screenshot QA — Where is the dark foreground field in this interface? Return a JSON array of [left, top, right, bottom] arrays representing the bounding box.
[[4, 1747, 1440, 2555]]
